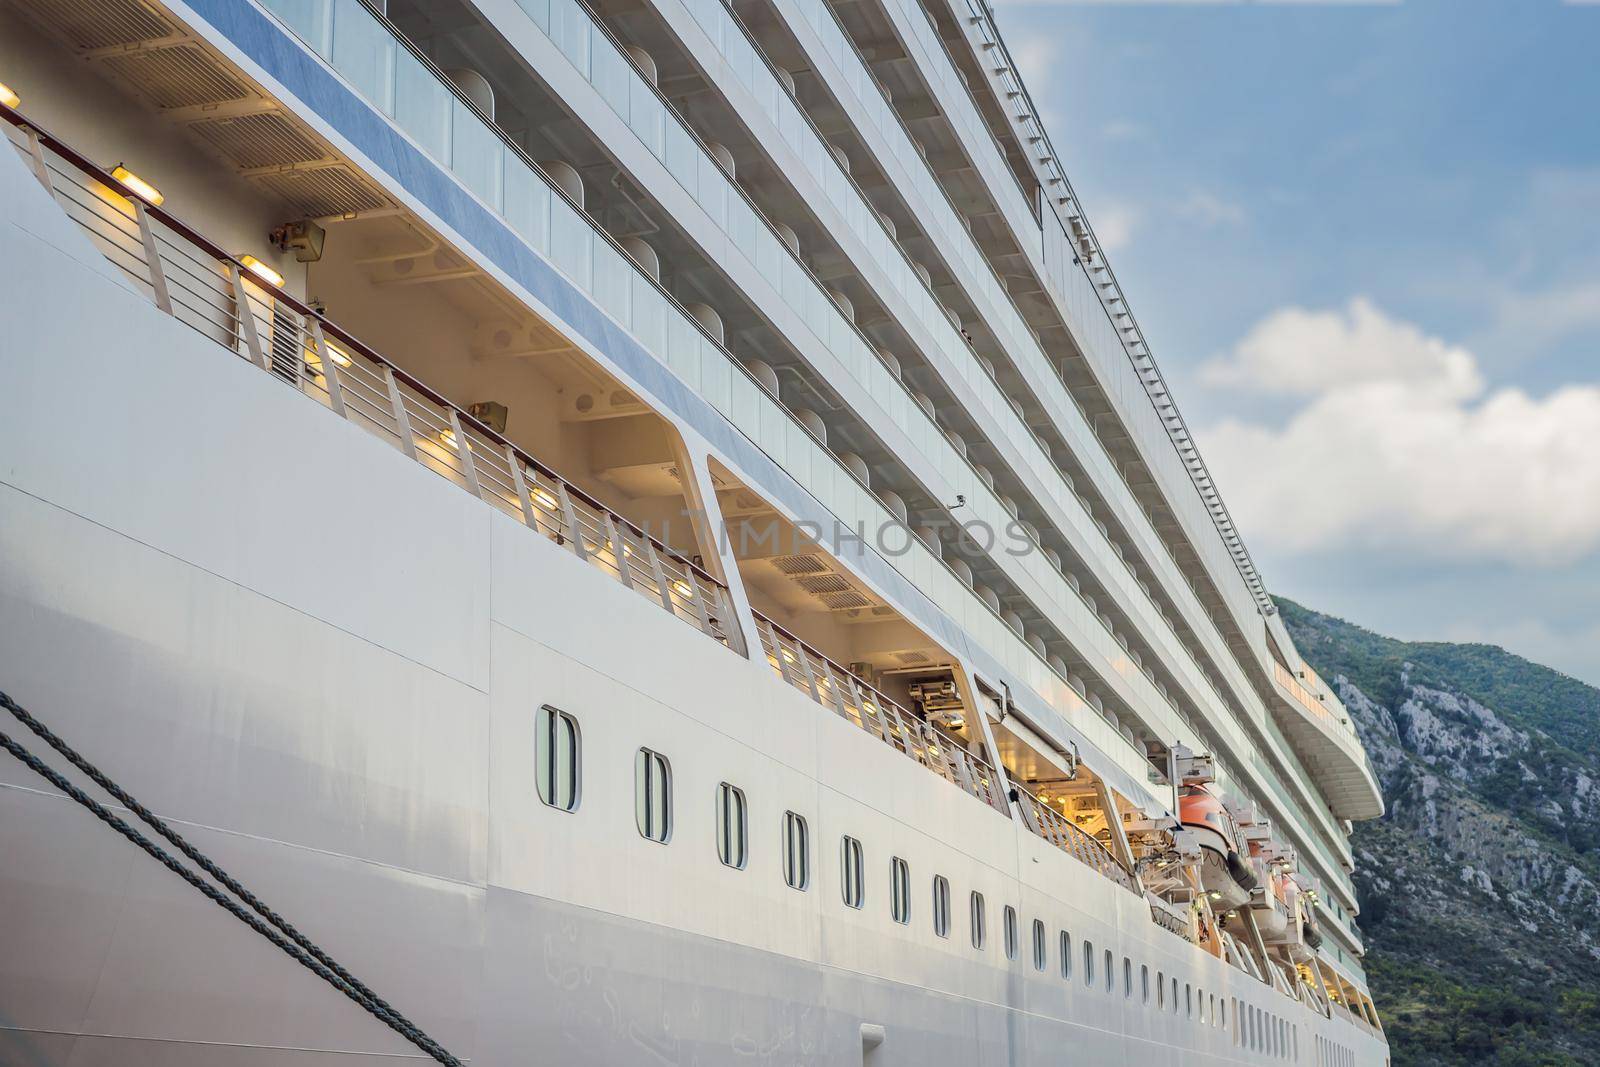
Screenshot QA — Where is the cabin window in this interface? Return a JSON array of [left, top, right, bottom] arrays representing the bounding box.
[[634, 748, 672, 843], [715, 783, 747, 869], [1059, 931, 1071, 979], [1186, 983, 1193, 1018], [1032, 920, 1047, 972], [932, 876, 951, 937], [783, 811, 809, 889], [841, 836, 865, 908], [535, 706, 581, 812], [1083, 940, 1094, 985], [1124, 957, 1132, 998], [1003, 906, 1019, 960], [1171, 977, 1178, 1014], [1141, 964, 1150, 1004], [890, 857, 911, 924], [970, 891, 986, 949], [1104, 949, 1113, 993], [1157, 971, 1165, 1008]]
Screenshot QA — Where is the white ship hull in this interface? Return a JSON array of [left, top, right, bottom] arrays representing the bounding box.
[[0, 166, 1382, 1063], [0, 0, 1388, 1058]]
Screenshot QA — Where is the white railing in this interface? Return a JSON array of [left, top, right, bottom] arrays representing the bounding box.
[[1011, 783, 1140, 894], [751, 610, 1009, 814], [1147, 893, 1197, 943], [1, 105, 743, 656]]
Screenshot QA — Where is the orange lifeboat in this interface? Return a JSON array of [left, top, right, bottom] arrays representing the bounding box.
[[1178, 785, 1256, 909]]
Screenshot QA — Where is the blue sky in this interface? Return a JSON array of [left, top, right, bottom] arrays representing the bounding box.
[[990, 0, 1600, 685]]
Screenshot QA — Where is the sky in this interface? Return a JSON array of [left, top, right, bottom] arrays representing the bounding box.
[[985, 0, 1600, 687]]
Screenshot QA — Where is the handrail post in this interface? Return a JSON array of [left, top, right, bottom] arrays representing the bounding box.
[[505, 444, 537, 528], [309, 321, 345, 417], [381, 363, 417, 459], [684, 575, 716, 643], [794, 643, 823, 703], [447, 409, 481, 498], [22, 126, 51, 191], [557, 483, 588, 560], [643, 538, 675, 612], [131, 199, 172, 316], [603, 513, 632, 589], [227, 261, 269, 371]]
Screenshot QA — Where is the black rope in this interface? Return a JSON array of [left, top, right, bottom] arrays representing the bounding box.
[[0, 690, 463, 1066]]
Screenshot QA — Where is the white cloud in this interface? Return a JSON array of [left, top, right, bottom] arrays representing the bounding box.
[[1200, 297, 1482, 400], [1198, 299, 1600, 566], [1089, 202, 1140, 252], [1102, 119, 1150, 142], [1175, 190, 1246, 228]]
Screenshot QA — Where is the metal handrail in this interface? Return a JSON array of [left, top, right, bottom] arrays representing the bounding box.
[[1010, 782, 1140, 894], [957, 0, 1275, 618], [1, 103, 743, 655], [1147, 893, 1197, 944], [750, 609, 1010, 814]]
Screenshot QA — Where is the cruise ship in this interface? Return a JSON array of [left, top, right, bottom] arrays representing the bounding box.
[[0, 0, 1389, 1063]]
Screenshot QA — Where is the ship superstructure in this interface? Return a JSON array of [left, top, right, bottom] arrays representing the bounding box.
[[0, 0, 1387, 1063]]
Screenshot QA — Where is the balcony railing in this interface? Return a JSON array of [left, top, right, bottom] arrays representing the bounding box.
[[750, 610, 1009, 814], [1274, 663, 1361, 746], [1, 104, 742, 655], [1011, 783, 1140, 895], [1147, 893, 1197, 944]]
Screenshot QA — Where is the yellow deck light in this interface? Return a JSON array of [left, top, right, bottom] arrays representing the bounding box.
[[239, 254, 285, 288], [0, 82, 20, 110], [111, 164, 163, 206]]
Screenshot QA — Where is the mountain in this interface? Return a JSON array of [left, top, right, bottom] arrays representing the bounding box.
[[1279, 599, 1600, 1066]]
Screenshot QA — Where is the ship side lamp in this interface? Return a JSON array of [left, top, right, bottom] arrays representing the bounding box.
[[0, 81, 20, 109], [271, 218, 326, 263], [238, 255, 285, 288], [110, 164, 163, 206]]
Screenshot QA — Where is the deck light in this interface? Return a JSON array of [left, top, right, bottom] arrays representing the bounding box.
[[531, 486, 559, 511], [111, 164, 163, 206], [439, 428, 465, 451], [0, 82, 19, 109], [672, 579, 694, 599], [239, 254, 285, 288]]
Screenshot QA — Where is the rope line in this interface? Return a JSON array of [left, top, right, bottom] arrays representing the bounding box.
[[0, 689, 463, 1066]]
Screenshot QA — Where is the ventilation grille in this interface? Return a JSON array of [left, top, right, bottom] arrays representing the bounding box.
[[24, 0, 174, 50], [190, 113, 322, 169], [794, 573, 851, 594], [254, 166, 388, 219], [819, 590, 872, 610], [894, 650, 932, 664], [102, 46, 248, 109], [770, 554, 828, 575]]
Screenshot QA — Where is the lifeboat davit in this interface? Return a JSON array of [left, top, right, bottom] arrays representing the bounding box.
[[1179, 785, 1255, 910], [1252, 868, 1291, 941]]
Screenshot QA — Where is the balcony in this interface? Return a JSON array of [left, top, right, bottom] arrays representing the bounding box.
[[1272, 663, 1383, 820], [0, 103, 744, 655]]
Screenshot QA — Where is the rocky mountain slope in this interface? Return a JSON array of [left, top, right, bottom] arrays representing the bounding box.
[[1279, 600, 1600, 1066]]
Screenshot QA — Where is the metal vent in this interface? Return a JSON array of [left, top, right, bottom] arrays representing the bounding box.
[[870, 606, 897, 617], [770, 554, 828, 575], [794, 573, 851, 594], [102, 46, 248, 110], [23, 0, 174, 50], [820, 590, 872, 610], [190, 113, 322, 169], [254, 166, 388, 218], [893, 650, 931, 664]]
